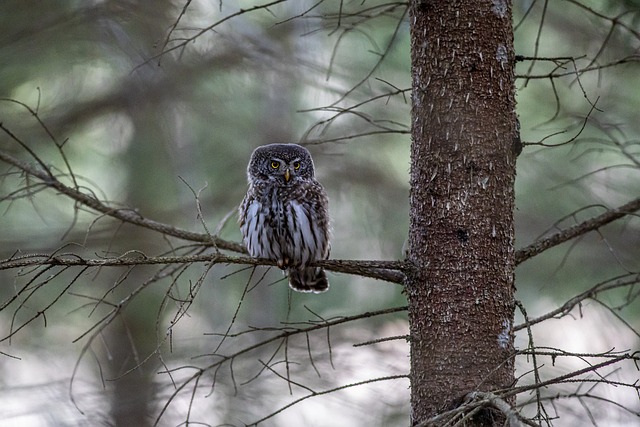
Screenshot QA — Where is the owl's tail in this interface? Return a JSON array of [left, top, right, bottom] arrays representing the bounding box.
[[288, 267, 329, 293]]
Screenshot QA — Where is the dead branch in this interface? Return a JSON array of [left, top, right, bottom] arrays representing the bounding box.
[[503, 354, 637, 399], [0, 251, 406, 284], [153, 0, 290, 65], [515, 197, 640, 265], [415, 391, 533, 427], [153, 305, 408, 426], [246, 375, 408, 426], [0, 144, 242, 251], [514, 273, 640, 331]]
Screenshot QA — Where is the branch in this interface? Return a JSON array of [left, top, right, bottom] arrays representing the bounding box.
[[0, 252, 406, 284], [153, 0, 290, 65], [1, 132, 406, 283], [502, 353, 638, 402], [467, 392, 529, 427], [416, 391, 532, 427], [514, 273, 640, 331], [247, 375, 408, 426], [0, 145, 243, 251], [515, 56, 640, 80], [414, 336, 640, 426], [154, 305, 408, 426], [515, 197, 640, 265]]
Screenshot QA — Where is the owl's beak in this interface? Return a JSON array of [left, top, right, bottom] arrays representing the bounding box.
[[284, 169, 291, 182]]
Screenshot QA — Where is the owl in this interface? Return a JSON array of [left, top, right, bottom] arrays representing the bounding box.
[[239, 143, 331, 293]]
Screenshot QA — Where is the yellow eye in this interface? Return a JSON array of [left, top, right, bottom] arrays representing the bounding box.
[[293, 162, 301, 170], [270, 161, 279, 169]]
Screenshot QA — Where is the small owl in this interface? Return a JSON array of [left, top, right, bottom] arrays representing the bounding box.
[[239, 143, 331, 293]]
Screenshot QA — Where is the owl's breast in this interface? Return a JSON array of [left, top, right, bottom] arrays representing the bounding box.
[[241, 183, 326, 266], [266, 187, 291, 235]]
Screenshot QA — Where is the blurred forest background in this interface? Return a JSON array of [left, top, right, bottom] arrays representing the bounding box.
[[0, 0, 639, 426]]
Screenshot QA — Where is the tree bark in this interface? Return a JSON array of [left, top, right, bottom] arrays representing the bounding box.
[[407, 0, 517, 424]]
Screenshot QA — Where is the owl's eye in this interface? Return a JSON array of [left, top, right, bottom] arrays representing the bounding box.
[[293, 162, 301, 170], [270, 161, 279, 169]]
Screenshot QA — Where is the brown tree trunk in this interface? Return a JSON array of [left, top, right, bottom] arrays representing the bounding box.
[[407, 0, 518, 424]]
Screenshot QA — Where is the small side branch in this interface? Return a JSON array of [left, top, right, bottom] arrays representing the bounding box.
[[514, 273, 640, 331], [416, 391, 531, 427], [515, 197, 640, 265], [0, 147, 243, 251]]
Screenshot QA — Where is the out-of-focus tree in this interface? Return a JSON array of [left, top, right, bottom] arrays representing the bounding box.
[[1, 1, 639, 426]]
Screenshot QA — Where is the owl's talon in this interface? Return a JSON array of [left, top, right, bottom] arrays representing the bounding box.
[[277, 257, 292, 270]]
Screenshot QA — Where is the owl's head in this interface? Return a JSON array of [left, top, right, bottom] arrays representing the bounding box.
[[248, 143, 315, 184]]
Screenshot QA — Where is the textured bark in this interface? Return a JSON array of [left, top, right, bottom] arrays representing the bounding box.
[[407, 0, 517, 424]]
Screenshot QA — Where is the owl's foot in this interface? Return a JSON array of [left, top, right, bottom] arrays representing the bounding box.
[[277, 257, 290, 270]]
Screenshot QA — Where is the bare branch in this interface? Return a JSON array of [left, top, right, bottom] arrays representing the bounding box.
[[247, 375, 408, 425], [513, 273, 640, 331], [415, 391, 532, 427], [0, 252, 406, 284], [503, 354, 637, 399], [516, 56, 640, 80], [152, 0, 290, 66], [154, 305, 407, 425], [0, 145, 243, 251], [515, 197, 640, 265]]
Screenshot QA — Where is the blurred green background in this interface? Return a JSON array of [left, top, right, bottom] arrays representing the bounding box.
[[0, 1, 638, 426]]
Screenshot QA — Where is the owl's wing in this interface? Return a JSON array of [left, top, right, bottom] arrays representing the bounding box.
[[239, 195, 266, 258], [303, 181, 331, 259]]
